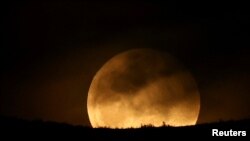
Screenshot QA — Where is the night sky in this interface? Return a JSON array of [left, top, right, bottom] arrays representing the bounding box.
[[2, 1, 250, 126]]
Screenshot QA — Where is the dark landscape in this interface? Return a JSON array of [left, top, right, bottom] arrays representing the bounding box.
[[1, 116, 249, 138], [2, 1, 250, 140]]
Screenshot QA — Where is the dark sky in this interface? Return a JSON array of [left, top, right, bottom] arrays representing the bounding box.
[[1, 1, 250, 126]]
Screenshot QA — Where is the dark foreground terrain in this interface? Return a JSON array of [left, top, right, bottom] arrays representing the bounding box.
[[0, 116, 249, 139]]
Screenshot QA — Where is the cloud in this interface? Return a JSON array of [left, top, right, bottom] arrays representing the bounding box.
[[88, 49, 200, 128]]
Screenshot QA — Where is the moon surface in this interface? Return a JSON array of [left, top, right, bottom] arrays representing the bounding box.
[[87, 49, 200, 128]]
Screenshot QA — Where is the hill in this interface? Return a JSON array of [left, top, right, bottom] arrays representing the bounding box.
[[0, 116, 249, 139]]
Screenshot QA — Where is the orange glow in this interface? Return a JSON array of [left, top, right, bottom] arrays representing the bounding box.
[[87, 49, 200, 128]]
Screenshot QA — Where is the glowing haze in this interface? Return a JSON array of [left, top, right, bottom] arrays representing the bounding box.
[[87, 49, 200, 128]]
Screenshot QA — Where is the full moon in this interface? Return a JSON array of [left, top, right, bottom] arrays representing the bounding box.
[[87, 49, 200, 128]]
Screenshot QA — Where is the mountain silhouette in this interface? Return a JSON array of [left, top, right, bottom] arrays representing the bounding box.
[[0, 116, 249, 139]]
